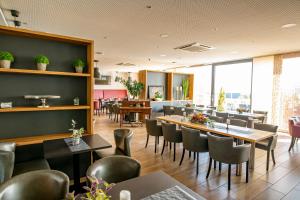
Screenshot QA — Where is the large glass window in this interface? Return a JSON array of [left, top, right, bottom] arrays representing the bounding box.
[[214, 60, 253, 111], [194, 65, 212, 106]]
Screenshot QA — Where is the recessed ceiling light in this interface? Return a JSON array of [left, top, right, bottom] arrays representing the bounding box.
[[160, 54, 166, 57], [281, 23, 297, 28], [160, 34, 169, 38]]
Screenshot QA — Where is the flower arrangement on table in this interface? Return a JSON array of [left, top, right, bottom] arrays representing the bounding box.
[[66, 176, 115, 200], [190, 113, 210, 124], [69, 119, 85, 146]]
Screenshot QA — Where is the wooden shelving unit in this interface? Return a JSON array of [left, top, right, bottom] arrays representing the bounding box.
[[0, 105, 90, 113], [0, 68, 91, 77]]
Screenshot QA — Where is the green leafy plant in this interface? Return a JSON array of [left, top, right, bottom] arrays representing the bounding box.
[[73, 59, 85, 68], [0, 51, 14, 62], [66, 176, 115, 200], [35, 55, 49, 64], [154, 91, 163, 99], [115, 76, 144, 99], [69, 119, 84, 138], [217, 88, 225, 112], [182, 79, 189, 100]]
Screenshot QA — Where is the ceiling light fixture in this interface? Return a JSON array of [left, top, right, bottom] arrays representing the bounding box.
[[95, 52, 103, 55], [281, 23, 297, 28], [160, 34, 169, 38], [160, 54, 166, 57]]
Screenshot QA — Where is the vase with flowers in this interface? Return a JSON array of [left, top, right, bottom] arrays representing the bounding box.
[[190, 113, 209, 124], [69, 119, 84, 146]]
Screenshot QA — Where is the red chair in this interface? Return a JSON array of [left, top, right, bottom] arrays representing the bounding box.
[[288, 117, 300, 151], [93, 100, 100, 116]]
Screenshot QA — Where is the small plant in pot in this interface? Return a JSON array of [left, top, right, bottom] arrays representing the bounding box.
[[69, 119, 84, 145], [0, 51, 14, 68], [35, 55, 49, 71], [73, 59, 85, 73]]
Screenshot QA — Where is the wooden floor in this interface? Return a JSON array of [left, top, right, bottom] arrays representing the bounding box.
[[94, 115, 300, 200]]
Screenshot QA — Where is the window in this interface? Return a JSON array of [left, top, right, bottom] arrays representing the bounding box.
[[214, 60, 253, 111]]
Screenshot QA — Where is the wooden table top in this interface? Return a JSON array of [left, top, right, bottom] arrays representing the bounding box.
[[119, 106, 152, 110], [43, 134, 112, 159], [109, 171, 205, 200], [157, 115, 275, 143]]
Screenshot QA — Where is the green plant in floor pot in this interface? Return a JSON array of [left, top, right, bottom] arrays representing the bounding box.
[[0, 51, 14, 68], [182, 79, 189, 100], [69, 119, 84, 145], [73, 59, 85, 73], [115, 76, 144, 99], [35, 55, 49, 71], [217, 88, 225, 112]]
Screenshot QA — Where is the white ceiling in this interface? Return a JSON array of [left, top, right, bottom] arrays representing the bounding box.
[[1, 0, 300, 72]]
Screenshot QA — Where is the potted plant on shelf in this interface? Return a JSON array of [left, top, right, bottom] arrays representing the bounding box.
[[154, 91, 163, 101], [73, 59, 85, 73], [182, 79, 189, 100], [35, 55, 49, 71], [0, 51, 14, 68], [69, 119, 84, 145]]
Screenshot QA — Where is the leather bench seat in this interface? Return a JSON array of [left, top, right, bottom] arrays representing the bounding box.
[[13, 159, 50, 176]]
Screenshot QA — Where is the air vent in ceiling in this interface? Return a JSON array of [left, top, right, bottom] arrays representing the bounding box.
[[174, 42, 214, 52], [116, 62, 136, 67]]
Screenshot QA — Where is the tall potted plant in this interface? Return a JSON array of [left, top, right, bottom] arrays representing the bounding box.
[[73, 59, 85, 73], [182, 79, 189, 100], [0, 51, 14, 68], [35, 55, 49, 71], [217, 88, 225, 112], [115, 76, 144, 99]]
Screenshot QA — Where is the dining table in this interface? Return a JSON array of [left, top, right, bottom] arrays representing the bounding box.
[[109, 171, 206, 200], [43, 134, 112, 192], [157, 115, 275, 170]]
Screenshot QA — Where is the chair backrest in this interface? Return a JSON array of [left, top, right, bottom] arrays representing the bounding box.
[[114, 129, 133, 157], [174, 107, 185, 116], [163, 106, 175, 115], [209, 115, 224, 123], [161, 122, 182, 143], [0, 143, 16, 152], [253, 110, 268, 123], [146, 119, 163, 137], [0, 170, 69, 200], [0, 151, 14, 184], [254, 123, 278, 149], [185, 108, 194, 115], [86, 156, 141, 184], [207, 133, 234, 163], [112, 104, 120, 113], [216, 112, 229, 121], [229, 118, 247, 127], [181, 127, 208, 152]]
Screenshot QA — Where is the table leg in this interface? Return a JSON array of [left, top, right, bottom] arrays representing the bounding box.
[[73, 154, 80, 193], [250, 142, 256, 169], [120, 113, 123, 127]]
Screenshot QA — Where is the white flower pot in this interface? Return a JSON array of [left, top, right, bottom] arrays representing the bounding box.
[[37, 63, 47, 71], [72, 137, 80, 146], [0, 60, 11, 68], [75, 66, 83, 73]]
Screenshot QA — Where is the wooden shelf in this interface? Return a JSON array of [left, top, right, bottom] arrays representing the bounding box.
[[0, 68, 91, 77], [0, 133, 72, 146], [0, 105, 90, 113]]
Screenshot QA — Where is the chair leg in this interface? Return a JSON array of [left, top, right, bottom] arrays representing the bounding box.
[[219, 162, 222, 171], [189, 151, 191, 158], [266, 150, 270, 171], [206, 157, 212, 179], [154, 136, 157, 153], [214, 160, 217, 169], [173, 143, 176, 162], [271, 150, 276, 165], [158, 137, 159, 144], [246, 160, 249, 183], [145, 134, 149, 148], [161, 140, 166, 156], [196, 152, 199, 175], [170, 142, 172, 150], [289, 137, 295, 151], [193, 152, 196, 161], [228, 164, 231, 190], [179, 148, 185, 166]]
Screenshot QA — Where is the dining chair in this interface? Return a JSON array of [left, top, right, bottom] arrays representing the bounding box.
[[163, 105, 175, 116], [206, 133, 250, 190], [229, 118, 247, 127], [185, 108, 194, 115], [253, 123, 278, 170], [0, 143, 15, 184], [112, 104, 120, 122], [253, 110, 268, 123], [174, 107, 185, 116], [179, 127, 208, 175], [86, 156, 141, 184], [145, 119, 163, 153], [288, 118, 300, 151], [0, 170, 69, 200], [208, 115, 224, 123], [233, 114, 254, 128], [107, 103, 114, 120], [161, 122, 183, 161], [216, 112, 228, 123], [93, 100, 100, 116], [94, 129, 133, 159]]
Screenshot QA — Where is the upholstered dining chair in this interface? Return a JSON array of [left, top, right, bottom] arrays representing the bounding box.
[[112, 104, 120, 122], [0, 170, 69, 200], [174, 107, 185, 116], [94, 129, 133, 159], [0, 142, 16, 184], [163, 105, 175, 116], [145, 119, 163, 153], [229, 118, 247, 127], [179, 127, 208, 175], [161, 122, 183, 161], [253, 110, 268, 123], [253, 123, 278, 170], [216, 112, 228, 123], [107, 103, 114, 120], [206, 133, 250, 190], [86, 156, 141, 184], [208, 115, 224, 123], [288, 118, 300, 151]]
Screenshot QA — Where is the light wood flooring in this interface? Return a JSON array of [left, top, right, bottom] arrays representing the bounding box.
[[94, 115, 300, 200]]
